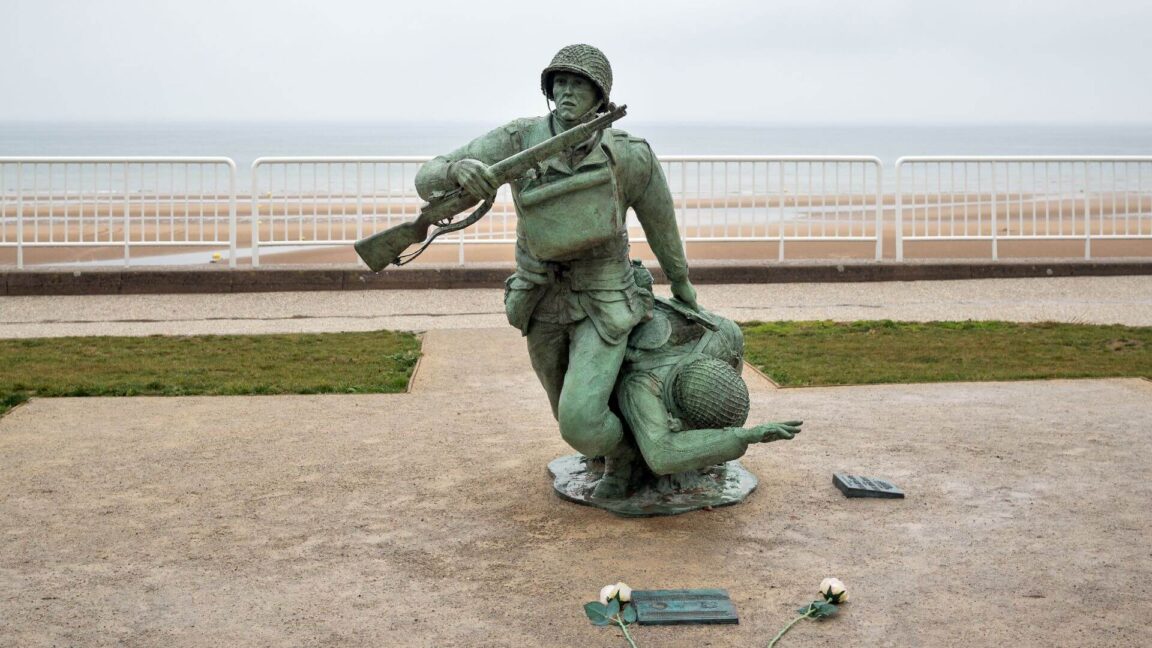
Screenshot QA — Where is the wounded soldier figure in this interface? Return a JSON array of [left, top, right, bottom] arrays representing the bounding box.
[[595, 294, 803, 499]]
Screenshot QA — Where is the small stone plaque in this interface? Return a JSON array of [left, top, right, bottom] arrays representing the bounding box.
[[833, 473, 905, 499], [632, 588, 738, 625]]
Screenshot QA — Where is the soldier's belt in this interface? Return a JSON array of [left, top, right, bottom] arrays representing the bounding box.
[[531, 256, 634, 291]]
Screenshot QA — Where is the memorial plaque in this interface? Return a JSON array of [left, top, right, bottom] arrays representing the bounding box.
[[834, 473, 904, 499], [632, 588, 739, 625]]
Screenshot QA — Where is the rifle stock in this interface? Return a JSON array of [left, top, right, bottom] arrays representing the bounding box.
[[353, 191, 476, 272], [354, 104, 628, 272], [353, 221, 427, 274]]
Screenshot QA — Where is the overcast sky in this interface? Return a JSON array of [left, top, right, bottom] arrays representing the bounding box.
[[3, 0, 1150, 124]]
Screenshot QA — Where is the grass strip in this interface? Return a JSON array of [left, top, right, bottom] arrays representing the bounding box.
[[3, 322, 1148, 418], [742, 320, 1152, 387], [0, 330, 421, 418]]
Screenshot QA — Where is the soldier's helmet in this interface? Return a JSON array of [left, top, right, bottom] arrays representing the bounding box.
[[671, 356, 751, 430], [540, 44, 613, 111]]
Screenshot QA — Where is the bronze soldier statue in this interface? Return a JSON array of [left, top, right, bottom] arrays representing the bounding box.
[[413, 44, 698, 497]]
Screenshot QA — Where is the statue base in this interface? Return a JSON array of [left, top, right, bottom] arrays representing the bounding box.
[[547, 454, 758, 517]]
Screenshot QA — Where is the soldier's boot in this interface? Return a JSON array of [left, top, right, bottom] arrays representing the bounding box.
[[591, 440, 639, 500]]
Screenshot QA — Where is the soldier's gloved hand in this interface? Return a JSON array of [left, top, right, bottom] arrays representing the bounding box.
[[670, 279, 699, 311], [738, 420, 803, 444], [449, 159, 499, 202]]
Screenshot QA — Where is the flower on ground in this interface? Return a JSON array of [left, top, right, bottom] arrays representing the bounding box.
[[599, 582, 633, 605], [586, 581, 640, 647], [768, 578, 850, 647], [599, 584, 617, 605], [819, 577, 848, 604]]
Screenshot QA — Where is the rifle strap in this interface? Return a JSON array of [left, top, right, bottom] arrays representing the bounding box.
[[394, 199, 494, 266]]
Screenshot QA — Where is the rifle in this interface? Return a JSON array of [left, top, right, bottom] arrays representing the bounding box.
[[354, 103, 628, 272]]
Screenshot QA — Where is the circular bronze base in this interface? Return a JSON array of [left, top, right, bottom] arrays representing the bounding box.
[[547, 454, 758, 517]]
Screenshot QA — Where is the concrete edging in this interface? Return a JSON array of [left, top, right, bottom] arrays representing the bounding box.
[[2, 260, 1151, 295]]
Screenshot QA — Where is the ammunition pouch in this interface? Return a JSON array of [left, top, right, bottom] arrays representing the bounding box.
[[515, 163, 623, 262]]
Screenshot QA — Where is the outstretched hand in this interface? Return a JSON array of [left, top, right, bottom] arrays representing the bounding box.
[[741, 420, 804, 444], [449, 158, 499, 202]]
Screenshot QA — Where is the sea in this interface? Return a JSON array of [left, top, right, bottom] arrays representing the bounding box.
[[3, 121, 1151, 191]]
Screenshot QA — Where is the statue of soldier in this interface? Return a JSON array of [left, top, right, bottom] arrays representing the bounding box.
[[603, 297, 803, 497], [414, 44, 697, 494]]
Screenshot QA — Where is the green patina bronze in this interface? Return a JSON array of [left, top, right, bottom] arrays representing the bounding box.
[[548, 454, 759, 517], [358, 44, 802, 515], [630, 589, 740, 625], [549, 297, 802, 515]]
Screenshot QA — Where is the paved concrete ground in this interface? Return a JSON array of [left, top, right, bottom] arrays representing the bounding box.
[[2, 277, 1151, 647], [2, 327, 1151, 647], [2, 275, 1152, 338]]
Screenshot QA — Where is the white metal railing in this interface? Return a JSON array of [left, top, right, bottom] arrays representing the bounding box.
[[660, 156, 884, 260], [4, 154, 1151, 268], [0, 157, 237, 268], [249, 156, 519, 267], [895, 156, 1152, 260], [250, 155, 884, 265]]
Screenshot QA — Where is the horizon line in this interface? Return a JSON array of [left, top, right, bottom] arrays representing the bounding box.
[[3, 118, 1152, 128]]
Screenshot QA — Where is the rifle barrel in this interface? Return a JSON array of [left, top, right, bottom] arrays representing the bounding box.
[[489, 105, 627, 179]]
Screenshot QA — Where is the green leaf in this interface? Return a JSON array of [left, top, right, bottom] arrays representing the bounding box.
[[622, 604, 638, 624], [584, 602, 611, 626], [796, 602, 817, 615], [812, 602, 840, 619], [605, 598, 621, 619]]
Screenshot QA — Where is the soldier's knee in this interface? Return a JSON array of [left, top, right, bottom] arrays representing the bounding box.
[[558, 396, 621, 456]]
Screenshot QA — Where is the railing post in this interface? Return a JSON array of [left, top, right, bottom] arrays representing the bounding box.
[[251, 161, 261, 268], [777, 162, 785, 262], [895, 160, 904, 261], [1084, 162, 1092, 260], [355, 162, 364, 242], [356, 162, 368, 269], [227, 160, 237, 268], [123, 162, 131, 267], [874, 161, 884, 260], [16, 162, 24, 269], [990, 162, 999, 261]]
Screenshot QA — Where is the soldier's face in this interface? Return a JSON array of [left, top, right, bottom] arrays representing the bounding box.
[[551, 72, 599, 122]]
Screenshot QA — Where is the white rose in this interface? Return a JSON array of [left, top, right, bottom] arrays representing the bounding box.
[[615, 582, 632, 603], [819, 577, 848, 603], [599, 584, 619, 605]]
